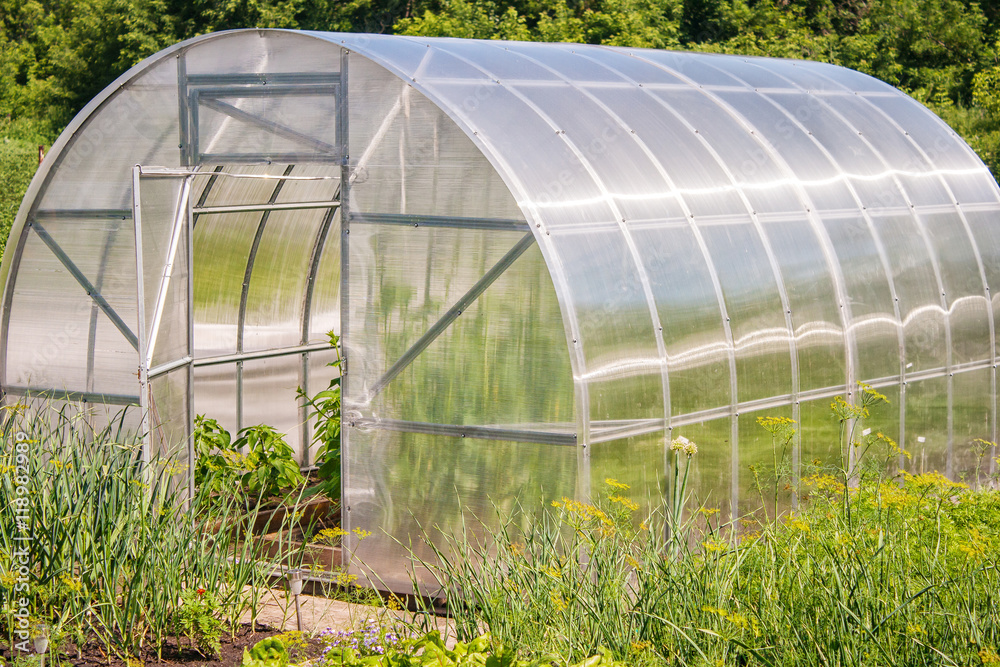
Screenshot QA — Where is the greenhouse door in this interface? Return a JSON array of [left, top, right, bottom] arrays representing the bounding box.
[[132, 166, 195, 490]]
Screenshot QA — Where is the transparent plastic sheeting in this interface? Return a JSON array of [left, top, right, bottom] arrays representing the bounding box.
[[1, 30, 999, 594]]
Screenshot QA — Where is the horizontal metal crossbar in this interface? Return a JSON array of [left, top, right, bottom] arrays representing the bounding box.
[[4, 386, 140, 406], [195, 201, 340, 215], [196, 85, 339, 98], [197, 153, 344, 164], [29, 222, 139, 351], [187, 72, 340, 87], [350, 212, 530, 232], [349, 417, 577, 446], [194, 341, 334, 367], [33, 209, 131, 220]]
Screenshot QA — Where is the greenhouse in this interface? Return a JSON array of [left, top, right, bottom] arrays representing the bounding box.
[[2, 28, 1000, 591]]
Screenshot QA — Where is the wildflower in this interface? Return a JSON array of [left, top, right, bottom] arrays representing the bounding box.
[[671, 435, 698, 457], [786, 514, 809, 532], [702, 539, 727, 554], [353, 527, 372, 540], [609, 494, 639, 511], [605, 478, 630, 490], [906, 623, 924, 635], [980, 647, 1000, 665], [196, 587, 206, 596], [550, 593, 568, 611], [639, 521, 649, 531], [699, 508, 721, 516]]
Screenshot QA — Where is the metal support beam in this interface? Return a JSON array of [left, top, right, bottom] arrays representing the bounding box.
[[369, 232, 537, 398], [350, 417, 576, 446], [29, 221, 139, 351], [195, 200, 339, 215], [4, 386, 140, 406], [194, 342, 335, 368], [350, 212, 529, 232], [187, 72, 340, 86]]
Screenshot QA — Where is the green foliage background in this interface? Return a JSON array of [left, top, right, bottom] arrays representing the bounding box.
[[2, 0, 1000, 261]]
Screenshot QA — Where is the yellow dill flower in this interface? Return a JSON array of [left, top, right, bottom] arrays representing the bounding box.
[[550, 593, 568, 612], [702, 539, 727, 554], [699, 508, 721, 516], [542, 565, 562, 579], [906, 623, 924, 635], [803, 473, 846, 494], [625, 555, 642, 570], [605, 478, 630, 490], [630, 641, 652, 654], [352, 527, 372, 540], [639, 521, 649, 531], [902, 470, 968, 491], [980, 647, 1000, 665], [609, 494, 639, 511]]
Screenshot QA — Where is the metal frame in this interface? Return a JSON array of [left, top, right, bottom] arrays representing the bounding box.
[[132, 165, 196, 483], [181, 71, 343, 165]]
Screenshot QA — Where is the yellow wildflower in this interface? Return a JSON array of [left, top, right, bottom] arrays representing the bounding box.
[[609, 494, 639, 511], [604, 478, 630, 490]]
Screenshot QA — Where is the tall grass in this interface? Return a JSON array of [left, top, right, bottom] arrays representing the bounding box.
[[413, 389, 1000, 666], [0, 401, 299, 660]]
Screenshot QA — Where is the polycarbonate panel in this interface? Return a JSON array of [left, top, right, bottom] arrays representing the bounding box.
[[631, 222, 731, 416], [192, 211, 260, 356], [700, 222, 792, 404], [904, 376, 950, 476], [193, 363, 239, 436], [713, 91, 850, 204], [149, 366, 190, 460], [6, 233, 96, 391], [760, 219, 846, 392], [346, 222, 573, 429], [243, 355, 304, 456], [348, 58, 525, 221], [345, 429, 577, 594], [24, 216, 139, 395], [951, 368, 993, 485], [308, 211, 341, 343], [548, 226, 664, 424], [963, 210, 1000, 345], [243, 209, 324, 352], [198, 165, 291, 208], [194, 92, 338, 161], [920, 212, 992, 366], [869, 214, 947, 374], [591, 432, 665, 514], [821, 213, 901, 381], [39, 57, 180, 212]]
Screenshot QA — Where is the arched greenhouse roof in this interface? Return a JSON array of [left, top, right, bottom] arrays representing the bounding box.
[[3, 29, 999, 591]]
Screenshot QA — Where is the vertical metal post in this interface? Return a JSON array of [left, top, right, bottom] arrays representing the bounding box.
[[338, 47, 352, 570], [185, 174, 196, 500], [132, 166, 151, 466]]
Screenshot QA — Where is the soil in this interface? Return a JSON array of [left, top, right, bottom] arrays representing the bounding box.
[[5, 623, 302, 667]]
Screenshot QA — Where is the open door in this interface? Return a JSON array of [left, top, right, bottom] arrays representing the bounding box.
[[132, 166, 195, 492]]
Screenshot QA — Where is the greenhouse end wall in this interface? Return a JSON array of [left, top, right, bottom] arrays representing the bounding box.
[[1, 29, 999, 593]]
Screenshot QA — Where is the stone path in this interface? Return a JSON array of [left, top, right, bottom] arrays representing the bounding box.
[[239, 588, 455, 641]]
